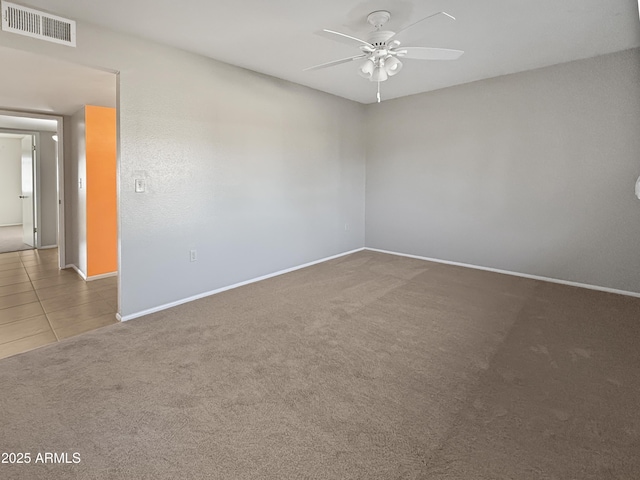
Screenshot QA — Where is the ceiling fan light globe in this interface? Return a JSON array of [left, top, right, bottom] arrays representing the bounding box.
[[384, 56, 403, 76], [371, 65, 388, 82], [359, 58, 375, 76]]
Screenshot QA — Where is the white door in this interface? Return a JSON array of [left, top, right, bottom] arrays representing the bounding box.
[[20, 135, 35, 247]]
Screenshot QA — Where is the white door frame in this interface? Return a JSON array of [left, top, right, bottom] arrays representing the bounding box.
[[0, 110, 66, 269]]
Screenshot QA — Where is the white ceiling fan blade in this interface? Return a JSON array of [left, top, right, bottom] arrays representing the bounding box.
[[389, 11, 456, 45], [303, 54, 367, 72], [321, 29, 374, 49], [400, 47, 464, 60]]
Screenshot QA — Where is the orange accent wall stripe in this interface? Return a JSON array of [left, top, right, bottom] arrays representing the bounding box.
[[85, 105, 117, 277]]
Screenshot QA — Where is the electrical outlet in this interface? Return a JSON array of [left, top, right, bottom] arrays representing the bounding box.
[[190, 250, 197, 262]]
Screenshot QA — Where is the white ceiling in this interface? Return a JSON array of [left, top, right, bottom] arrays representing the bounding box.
[[7, 0, 640, 104], [0, 45, 115, 115]]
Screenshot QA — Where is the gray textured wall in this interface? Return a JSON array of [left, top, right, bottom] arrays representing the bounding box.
[[365, 48, 640, 294], [0, 23, 366, 316]]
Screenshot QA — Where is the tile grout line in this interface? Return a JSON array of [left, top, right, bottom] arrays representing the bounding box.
[[0, 291, 37, 311], [20, 252, 61, 343], [0, 330, 52, 349], [0, 314, 49, 329], [0, 255, 41, 324]]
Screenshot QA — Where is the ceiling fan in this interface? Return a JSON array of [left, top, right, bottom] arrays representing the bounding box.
[[304, 10, 464, 103]]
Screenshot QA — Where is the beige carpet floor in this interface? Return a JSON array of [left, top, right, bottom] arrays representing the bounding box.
[[1, 250, 639, 479], [0, 225, 33, 254]]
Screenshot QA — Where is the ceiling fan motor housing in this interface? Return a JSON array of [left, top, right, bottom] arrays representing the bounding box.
[[367, 30, 395, 48]]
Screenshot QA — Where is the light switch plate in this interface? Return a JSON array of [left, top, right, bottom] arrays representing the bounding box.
[[135, 178, 146, 193]]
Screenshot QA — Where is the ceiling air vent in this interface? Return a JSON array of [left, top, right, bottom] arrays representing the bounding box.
[[1, 1, 76, 46]]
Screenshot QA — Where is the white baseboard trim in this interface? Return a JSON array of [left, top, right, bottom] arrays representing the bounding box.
[[120, 247, 366, 322], [365, 248, 640, 299], [65, 265, 116, 281], [66, 264, 87, 280], [86, 271, 117, 281], [38, 245, 57, 250]]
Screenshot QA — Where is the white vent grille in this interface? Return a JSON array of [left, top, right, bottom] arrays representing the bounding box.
[[1, 1, 75, 46]]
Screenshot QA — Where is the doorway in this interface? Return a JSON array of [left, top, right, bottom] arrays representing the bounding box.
[[0, 114, 63, 267], [0, 131, 38, 254], [0, 46, 119, 359]]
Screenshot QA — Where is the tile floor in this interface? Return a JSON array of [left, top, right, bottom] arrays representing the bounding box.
[[0, 248, 118, 360]]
